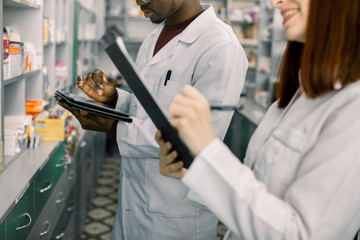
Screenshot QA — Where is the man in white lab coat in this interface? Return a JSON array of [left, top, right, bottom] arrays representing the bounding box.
[[62, 0, 248, 239]]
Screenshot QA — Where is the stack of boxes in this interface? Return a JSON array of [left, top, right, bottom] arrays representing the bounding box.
[[2, 27, 41, 80], [3, 27, 22, 79]]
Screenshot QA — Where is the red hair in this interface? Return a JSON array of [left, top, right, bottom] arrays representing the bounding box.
[[276, 0, 360, 108]]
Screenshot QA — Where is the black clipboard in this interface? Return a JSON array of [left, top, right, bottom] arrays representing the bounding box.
[[100, 29, 194, 169], [54, 89, 133, 123]]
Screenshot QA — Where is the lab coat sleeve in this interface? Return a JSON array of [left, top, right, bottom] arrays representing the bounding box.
[[114, 88, 132, 113], [182, 102, 360, 239], [192, 39, 248, 140]]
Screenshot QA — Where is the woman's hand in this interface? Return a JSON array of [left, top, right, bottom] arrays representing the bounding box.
[[155, 131, 187, 179], [170, 85, 217, 156], [76, 69, 117, 103]]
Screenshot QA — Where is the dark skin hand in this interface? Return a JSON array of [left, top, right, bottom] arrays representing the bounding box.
[[75, 69, 118, 104], [58, 102, 114, 133], [58, 69, 118, 133]]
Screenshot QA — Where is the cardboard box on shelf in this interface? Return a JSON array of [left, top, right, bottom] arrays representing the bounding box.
[[35, 111, 69, 141]]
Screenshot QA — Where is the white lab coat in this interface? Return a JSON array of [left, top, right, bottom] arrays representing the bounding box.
[[182, 80, 360, 239], [111, 4, 248, 240]]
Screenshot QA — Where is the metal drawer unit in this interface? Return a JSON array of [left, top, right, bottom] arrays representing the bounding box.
[[27, 168, 68, 240], [34, 155, 54, 219], [0, 221, 5, 239], [51, 186, 76, 240], [6, 182, 35, 240], [52, 142, 66, 184]]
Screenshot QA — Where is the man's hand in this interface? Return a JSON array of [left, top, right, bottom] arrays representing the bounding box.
[[155, 131, 187, 179], [59, 103, 114, 133], [76, 69, 118, 104]]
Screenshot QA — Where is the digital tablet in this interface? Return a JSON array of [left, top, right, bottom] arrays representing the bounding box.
[[54, 89, 133, 123], [100, 29, 194, 169]]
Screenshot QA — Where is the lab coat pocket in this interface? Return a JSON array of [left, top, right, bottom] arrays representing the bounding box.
[[145, 159, 196, 217], [257, 125, 306, 186], [155, 77, 185, 118]]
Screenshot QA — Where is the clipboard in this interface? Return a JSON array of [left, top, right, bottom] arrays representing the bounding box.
[[100, 29, 194, 169], [54, 89, 133, 123]]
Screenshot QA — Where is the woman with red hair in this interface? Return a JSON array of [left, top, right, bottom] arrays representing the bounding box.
[[156, 0, 360, 239]]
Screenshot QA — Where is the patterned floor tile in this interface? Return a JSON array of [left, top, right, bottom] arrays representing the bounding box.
[[88, 208, 112, 220], [92, 196, 113, 207], [103, 216, 115, 226], [82, 143, 227, 240], [105, 203, 118, 213], [108, 192, 118, 200], [95, 187, 114, 195], [100, 232, 112, 240], [100, 171, 117, 177], [83, 222, 110, 236], [97, 178, 117, 186]]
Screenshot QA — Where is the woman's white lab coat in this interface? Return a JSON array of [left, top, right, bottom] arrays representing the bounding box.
[[111, 4, 248, 240], [182, 81, 360, 239]]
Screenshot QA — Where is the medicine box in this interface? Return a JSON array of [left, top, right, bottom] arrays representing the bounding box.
[[4, 27, 23, 79], [3, 29, 10, 80], [35, 111, 69, 141]]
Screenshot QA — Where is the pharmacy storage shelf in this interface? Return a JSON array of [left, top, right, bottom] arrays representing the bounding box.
[[1, 0, 75, 171], [254, 0, 285, 108], [74, 0, 105, 80], [3, 69, 41, 86]]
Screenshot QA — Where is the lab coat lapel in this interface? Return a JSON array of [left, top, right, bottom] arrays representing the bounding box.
[[147, 4, 214, 66], [148, 37, 178, 65]]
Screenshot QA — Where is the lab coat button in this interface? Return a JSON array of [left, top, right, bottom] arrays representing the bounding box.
[[124, 171, 130, 177]]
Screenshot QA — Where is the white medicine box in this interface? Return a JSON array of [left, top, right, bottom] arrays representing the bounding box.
[[3, 26, 23, 79]]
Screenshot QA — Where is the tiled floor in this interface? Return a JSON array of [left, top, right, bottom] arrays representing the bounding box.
[[81, 141, 228, 240], [80, 156, 120, 240]]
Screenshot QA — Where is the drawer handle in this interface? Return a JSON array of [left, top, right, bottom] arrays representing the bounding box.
[[16, 213, 32, 232], [55, 231, 65, 239], [39, 182, 52, 193], [56, 192, 65, 204], [80, 141, 87, 148], [68, 171, 76, 181], [39, 221, 51, 237], [67, 205, 75, 212], [56, 158, 66, 168]]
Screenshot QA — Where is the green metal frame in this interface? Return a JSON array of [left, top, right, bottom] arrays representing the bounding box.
[[72, 0, 79, 85]]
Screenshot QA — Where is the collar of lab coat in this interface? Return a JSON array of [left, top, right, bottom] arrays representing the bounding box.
[[145, 3, 215, 65]]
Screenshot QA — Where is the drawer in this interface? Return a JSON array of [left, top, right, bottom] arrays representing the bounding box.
[[27, 172, 68, 240], [63, 213, 75, 240], [52, 142, 66, 184], [65, 156, 76, 193], [1, 221, 5, 240], [6, 182, 35, 240], [34, 158, 53, 219], [51, 186, 75, 240]]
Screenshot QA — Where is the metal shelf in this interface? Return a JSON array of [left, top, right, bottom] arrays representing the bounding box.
[[3, 0, 40, 9], [4, 69, 41, 86]]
